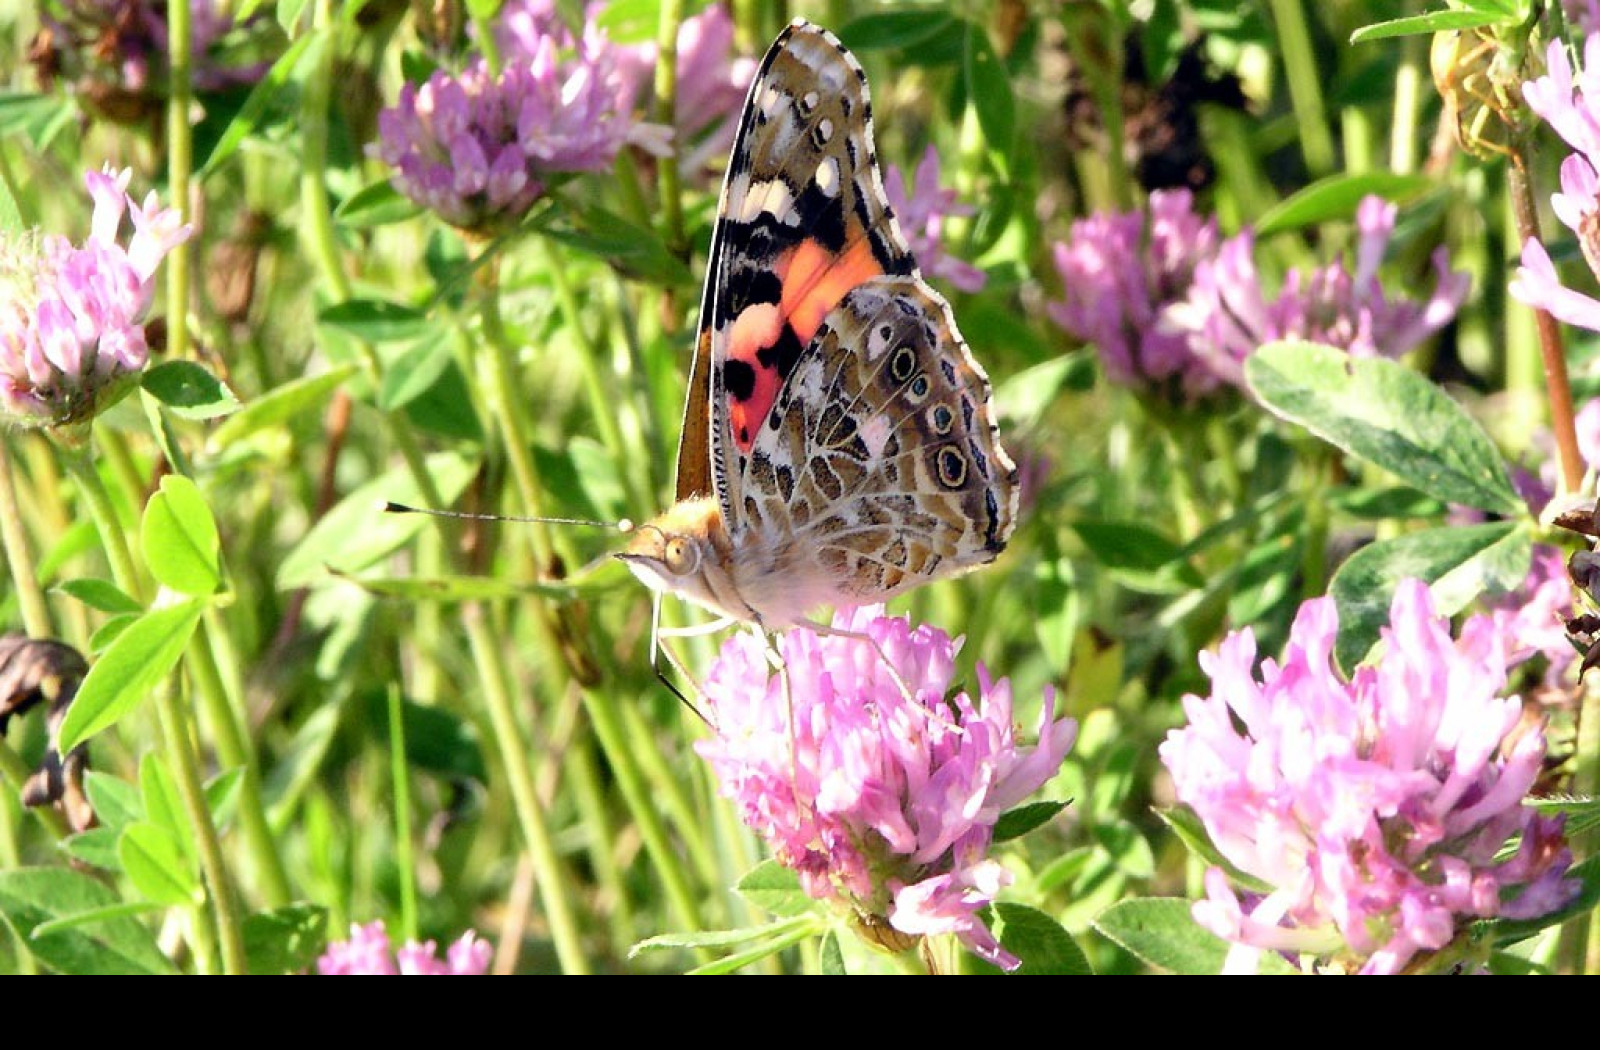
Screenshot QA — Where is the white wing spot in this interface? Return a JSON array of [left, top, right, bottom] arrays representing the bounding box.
[[739, 178, 796, 223], [858, 415, 891, 461], [815, 156, 841, 198]]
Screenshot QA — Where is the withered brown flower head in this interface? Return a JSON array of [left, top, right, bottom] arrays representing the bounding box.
[[1063, 35, 1249, 194]]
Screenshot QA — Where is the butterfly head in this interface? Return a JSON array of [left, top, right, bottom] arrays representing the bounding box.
[[616, 496, 746, 621]]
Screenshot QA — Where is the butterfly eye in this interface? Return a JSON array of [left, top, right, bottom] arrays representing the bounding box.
[[664, 537, 699, 575]]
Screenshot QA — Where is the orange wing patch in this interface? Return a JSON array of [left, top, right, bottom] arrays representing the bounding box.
[[724, 302, 785, 454], [778, 237, 884, 345], [723, 235, 886, 455]]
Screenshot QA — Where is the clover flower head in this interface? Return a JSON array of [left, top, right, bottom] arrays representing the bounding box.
[[317, 920, 492, 975], [1160, 580, 1578, 974], [1511, 38, 1600, 332], [1051, 191, 1467, 402], [375, 6, 652, 231], [34, 0, 270, 119], [1047, 188, 1220, 398], [1166, 195, 1469, 392], [0, 166, 190, 428], [695, 607, 1076, 970], [885, 146, 986, 294]]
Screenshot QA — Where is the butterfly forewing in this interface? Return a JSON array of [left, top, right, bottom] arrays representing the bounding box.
[[680, 22, 916, 516]]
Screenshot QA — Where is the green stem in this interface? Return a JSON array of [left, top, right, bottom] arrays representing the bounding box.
[[654, 0, 687, 258], [1205, 415, 1244, 507], [299, 4, 352, 304], [60, 448, 142, 603], [1267, 0, 1336, 176], [1501, 178, 1538, 394], [537, 239, 650, 518], [461, 609, 590, 973], [155, 684, 245, 973], [187, 614, 292, 906], [1341, 106, 1371, 174], [1299, 445, 1331, 601], [707, 761, 761, 922], [0, 794, 36, 972], [567, 732, 637, 956], [298, 0, 452, 714], [1059, 7, 1128, 212], [1561, 671, 1600, 973], [18, 438, 88, 644], [0, 439, 52, 637], [1390, 34, 1422, 175], [731, 0, 766, 48], [94, 427, 147, 522], [475, 263, 557, 565], [1152, 410, 1201, 541], [411, 528, 445, 702], [469, 4, 502, 77], [166, 0, 192, 364], [387, 685, 419, 941], [1203, 108, 1281, 235], [585, 684, 705, 935], [619, 700, 718, 885], [476, 256, 677, 963]]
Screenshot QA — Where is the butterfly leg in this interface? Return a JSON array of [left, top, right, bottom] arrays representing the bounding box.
[[761, 626, 815, 824], [658, 617, 740, 638], [801, 617, 919, 705], [648, 592, 712, 726]]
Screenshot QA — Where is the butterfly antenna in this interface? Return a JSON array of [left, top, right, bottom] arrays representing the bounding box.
[[384, 501, 634, 532]]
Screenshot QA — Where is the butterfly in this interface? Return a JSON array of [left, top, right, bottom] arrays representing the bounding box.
[[619, 19, 1017, 632]]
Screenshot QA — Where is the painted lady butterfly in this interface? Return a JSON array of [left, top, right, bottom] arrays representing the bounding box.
[[619, 19, 1017, 630]]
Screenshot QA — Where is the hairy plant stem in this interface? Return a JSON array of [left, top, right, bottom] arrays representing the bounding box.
[[1506, 158, 1582, 493]]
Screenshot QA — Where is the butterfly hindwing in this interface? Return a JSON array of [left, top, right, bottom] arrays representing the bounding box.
[[679, 21, 917, 522], [736, 275, 1017, 607]]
